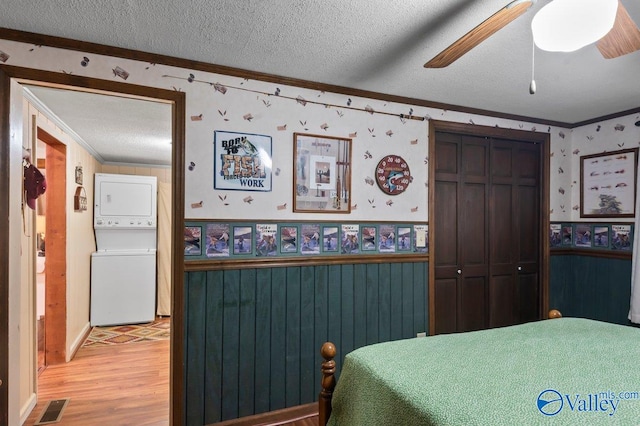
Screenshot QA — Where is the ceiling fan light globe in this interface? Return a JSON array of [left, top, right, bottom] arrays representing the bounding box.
[[531, 0, 618, 52]]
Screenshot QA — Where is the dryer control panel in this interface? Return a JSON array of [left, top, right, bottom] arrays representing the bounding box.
[[93, 173, 157, 230], [94, 217, 156, 228]]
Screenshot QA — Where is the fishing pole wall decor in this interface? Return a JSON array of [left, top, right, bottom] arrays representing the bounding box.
[[163, 74, 426, 122]]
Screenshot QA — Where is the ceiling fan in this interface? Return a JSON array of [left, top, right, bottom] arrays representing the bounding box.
[[424, 0, 640, 68]]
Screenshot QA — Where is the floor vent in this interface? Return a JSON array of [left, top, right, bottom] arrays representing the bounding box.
[[34, 398, 70, 425]]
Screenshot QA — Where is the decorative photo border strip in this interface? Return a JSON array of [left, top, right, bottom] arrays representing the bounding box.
[[550, 222, 633, 252], [184, 221, 429, 260]]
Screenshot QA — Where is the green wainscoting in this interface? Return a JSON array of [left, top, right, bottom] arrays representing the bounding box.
[[184, 262, 428, 424], [550, 254, 632, 325]]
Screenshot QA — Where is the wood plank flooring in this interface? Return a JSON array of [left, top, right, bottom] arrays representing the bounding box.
[[24, 339, 170, 426], [23, 338, 319, 426]]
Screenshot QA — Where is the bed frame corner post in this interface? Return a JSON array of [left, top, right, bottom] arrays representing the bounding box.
[[319, 342, 337, 426], [548, 309, 562, 319]]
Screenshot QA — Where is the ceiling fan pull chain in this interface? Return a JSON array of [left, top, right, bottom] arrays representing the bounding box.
[[529, 38, 537, 95]]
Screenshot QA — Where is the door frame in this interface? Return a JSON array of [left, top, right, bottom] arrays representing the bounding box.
[[37, 127, 68, 365], [428, 120, 550, 335], [0, 64, 186, 425]]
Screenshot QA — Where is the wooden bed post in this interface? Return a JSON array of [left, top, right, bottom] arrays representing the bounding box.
[[548, 309, 562, 319], [319, 342, 337, 426]]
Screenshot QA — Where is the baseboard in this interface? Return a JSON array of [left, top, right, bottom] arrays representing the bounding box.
[[211, 402, 318, 426], [68, 321, 91, 361], [20, 392, 37, 425]]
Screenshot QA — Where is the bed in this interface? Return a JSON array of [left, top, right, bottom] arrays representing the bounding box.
[[319, 311, 640, 425]]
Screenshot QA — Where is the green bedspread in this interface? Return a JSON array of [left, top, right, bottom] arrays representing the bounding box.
[[328, 318, 640, 425]]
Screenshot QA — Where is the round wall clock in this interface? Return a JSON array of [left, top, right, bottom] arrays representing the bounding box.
[[375, 155, 411, 195]]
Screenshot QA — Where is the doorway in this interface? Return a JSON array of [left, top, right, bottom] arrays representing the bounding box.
[[0, 65, 186, 425], [428, 120, 550, 335]]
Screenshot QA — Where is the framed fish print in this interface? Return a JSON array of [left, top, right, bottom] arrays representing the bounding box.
[[293, 133, 352, 213], [580, 148, 638, 218], [214, 130, 272, 191]]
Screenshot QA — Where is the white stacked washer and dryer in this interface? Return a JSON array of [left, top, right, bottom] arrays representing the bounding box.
[[90, 173, 158, 326]]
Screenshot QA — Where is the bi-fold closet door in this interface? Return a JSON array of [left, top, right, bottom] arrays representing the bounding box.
[[433, 131, 541, 334]]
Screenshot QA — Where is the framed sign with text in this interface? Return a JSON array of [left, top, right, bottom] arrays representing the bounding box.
[[214, 130, 272, 192]]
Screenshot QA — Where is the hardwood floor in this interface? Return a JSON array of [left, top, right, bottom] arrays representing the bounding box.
[[23, 338, 319, 426], [24, 339, 170, 426]]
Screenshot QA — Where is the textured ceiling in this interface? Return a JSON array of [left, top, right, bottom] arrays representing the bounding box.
[[24, 85, 172, 166], [2, 0, 640, 162]]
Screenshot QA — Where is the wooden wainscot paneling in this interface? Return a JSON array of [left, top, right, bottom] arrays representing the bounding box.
[[184, 261, 428, 423]]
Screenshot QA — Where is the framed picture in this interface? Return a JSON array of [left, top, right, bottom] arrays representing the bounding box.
[[280, 226, 298, 254], [213, 130, 272, 192], [361, 226, 377, 251], [205, 223, 230, 257], [233, 226, 253, 255], [574, 224, 592, 248], [300, 223, 321, 255], [322, 226, 339, 252], [341, 224, 360, 254], [378, 224, 396, 253], [75, 165, 83, 185], [184, 226, 202, 256], [580, 148, 638, 218], [413, 224, 428, 253], [293, 133, 352, 213], [256, 224, 278, 256], [593, 225, 609, 248], [562, 225, 573, 245], [611, 224, 632, 250], [397, 226, 411, 252], [550, 223, 562, 248]]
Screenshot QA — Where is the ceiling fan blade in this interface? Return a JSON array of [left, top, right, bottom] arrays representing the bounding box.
[[597, 1, 640, 59], [424, 0, 534, 68]]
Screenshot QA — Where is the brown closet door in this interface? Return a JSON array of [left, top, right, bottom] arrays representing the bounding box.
[[489, 139, 540, 327], [434, 132, 489, 334], [433, 132, 541, 334]]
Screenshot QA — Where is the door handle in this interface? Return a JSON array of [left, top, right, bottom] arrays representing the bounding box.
[[517, 266, 522, 271], [457, 269, 462, 275]]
